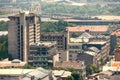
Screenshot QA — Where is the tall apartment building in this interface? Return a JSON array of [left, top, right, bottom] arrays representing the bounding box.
[[8, 13, 41, 62]]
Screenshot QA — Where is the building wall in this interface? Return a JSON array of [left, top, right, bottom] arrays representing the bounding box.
[[0, 76, 19, 80], [110, 35, 117, 54], [68, 43, 83, 61], [78, 53, 93, 66], [8, 13, 41, 61], [58, 50, 69, 62], [28, 42, 57, 66], [115, 47, 120, 61], [41, 32, 67, 50], [8, 20, 18, 59]]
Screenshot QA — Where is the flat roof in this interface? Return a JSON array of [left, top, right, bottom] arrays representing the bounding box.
[[85, 51, 97, 56], [66, 26, 109, 32], [0, 31, 8, 36], [52, 70, 71, 77], [30, 41, 56, 47], [88, 41, 106, 45], [0, 68, 34, 76]]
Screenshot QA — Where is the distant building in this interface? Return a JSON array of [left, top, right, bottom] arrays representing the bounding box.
[[28, 41, 57, 66], [66, 26, 109, 35], [41, 32, 68, 50], [8, 13, 41, 61], [29, 3, 41, 15], [80, 0, 87, 3], [0, 6, 21, 15]]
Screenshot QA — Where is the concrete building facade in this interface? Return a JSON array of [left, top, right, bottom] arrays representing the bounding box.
[[110, 29, 120, 54], [28, 41, 57, 66], [41, 32, 68, 50], [115, 46, 120, 61], [8, 13, 41, 62]]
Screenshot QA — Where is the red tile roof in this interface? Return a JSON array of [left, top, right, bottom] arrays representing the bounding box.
[[111, 29, 120, 36], [66, 26, 109, 32]]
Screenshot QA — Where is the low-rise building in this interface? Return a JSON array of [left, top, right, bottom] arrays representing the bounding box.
[[78, 47, 101, 66], [28, 41, 57, 66], [68, 32, 110, 62], [83, 41, 109, 60], [54, 61, 86, 79], [0, 58, 26, 68], [68, 43, 83, 61], [52, 70, 71, 80], [110, 29, 120, 54], [115, 46, 120, 61], [66, 26, 109, 36], [0, 67, 52, 80]]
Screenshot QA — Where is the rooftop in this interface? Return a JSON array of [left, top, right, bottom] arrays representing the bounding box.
[[0, 58, 26, 68], [52, 70, 71, 78], [88, 41, 106, 45], [84, 51, 97, 56], [54, 61, 84, 69], [66, 26, 109, 32], [30, 41, 56, 47], [88, 47, 100, 53], [0, 67, 51, 80], [111, 29, 120, 36], [23, 67, 51, 80], [0, 68, 33, 76], [0, 31, 8, 36], [8, 13, 38, 19], [77, 32, 93, 39]]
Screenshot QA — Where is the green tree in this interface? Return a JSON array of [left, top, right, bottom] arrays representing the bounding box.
[[100, 58, 105, 65], [0, 21, 8, 31], [66, 76, 74, 80], [86, 64, 100, 76], [0, 35, 12, 60], [71, 71, 83, 80]]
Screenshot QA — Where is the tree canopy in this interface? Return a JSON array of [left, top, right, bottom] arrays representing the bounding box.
[[86, 64, 101, 76], [0, 35, 12, 60], [41, 20, 76, 32], [0, 21, 8, 31]]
